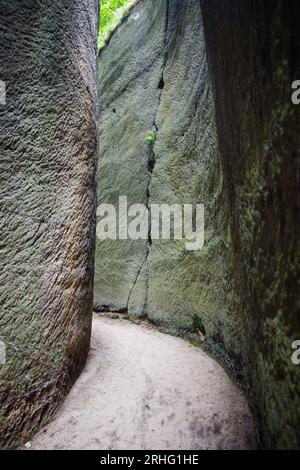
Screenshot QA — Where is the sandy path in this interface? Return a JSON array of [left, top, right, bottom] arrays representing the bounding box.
[[29, 316, 255, 450]]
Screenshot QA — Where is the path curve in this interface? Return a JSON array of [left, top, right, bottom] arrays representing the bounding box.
[[29, 316, 255, 450]]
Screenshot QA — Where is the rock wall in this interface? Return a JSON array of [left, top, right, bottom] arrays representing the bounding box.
[[200, 0, 300, 449], [0, 0, 99, 449], [95, 0, 166, 315], [96, 0, 300, 449], [95, 0, 241, 371]]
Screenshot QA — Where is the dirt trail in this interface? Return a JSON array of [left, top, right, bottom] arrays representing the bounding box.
[[29, 316, 255, 450]]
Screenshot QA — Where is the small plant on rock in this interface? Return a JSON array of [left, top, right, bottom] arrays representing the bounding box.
[[145, 131, 156, 146]]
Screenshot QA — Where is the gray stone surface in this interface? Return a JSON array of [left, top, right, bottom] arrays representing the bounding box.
[[95, 0, 239, 370], [0, 0, 99, 449], [96, 0, 300, 449], [201, 0, 300, 449], [95, 0, 167, 313], [145, 0, 238, 356]]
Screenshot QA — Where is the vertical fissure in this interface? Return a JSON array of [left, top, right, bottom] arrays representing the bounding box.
[[127, 0, 170, 315]]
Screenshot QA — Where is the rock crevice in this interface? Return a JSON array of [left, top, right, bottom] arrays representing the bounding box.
[[127, 1, 170, 316]]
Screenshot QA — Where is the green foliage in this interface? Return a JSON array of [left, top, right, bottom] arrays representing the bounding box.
[[145, 131, 156, 145], [99, 0, 137, 49]]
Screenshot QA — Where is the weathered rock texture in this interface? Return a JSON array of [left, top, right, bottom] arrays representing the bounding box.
[[200, 0, 300, 449], [95, 0, 166, 314], [95, 0, 240, 370], [0, 0, 99, 449], [96, 0, 300, 449]]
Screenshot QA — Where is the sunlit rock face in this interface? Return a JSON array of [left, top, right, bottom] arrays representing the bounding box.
[[0, 0, 99, 449], [201, 0, 300, 449], [95, 0, 240, 374]]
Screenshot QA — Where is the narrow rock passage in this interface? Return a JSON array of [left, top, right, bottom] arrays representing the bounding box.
[[29, 317, 255, 450]]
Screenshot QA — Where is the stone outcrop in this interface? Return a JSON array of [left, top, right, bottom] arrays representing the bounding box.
[[96, 0, 300, 449], [95, 0, 166, 316], [0, 0, 99, 449], [200, 0, 300, 449], [95, 0, 240, 370]]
